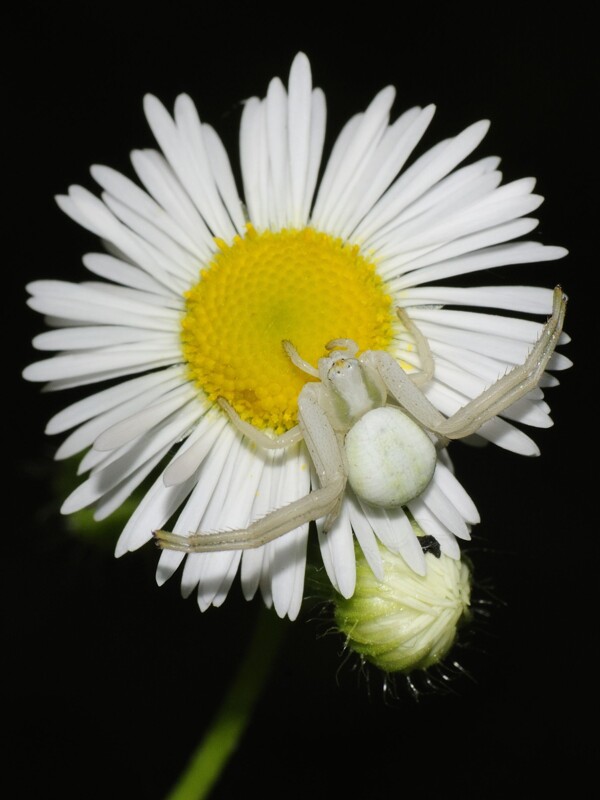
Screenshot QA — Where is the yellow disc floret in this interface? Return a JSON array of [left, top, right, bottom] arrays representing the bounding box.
[[181, 225, 395, 433]]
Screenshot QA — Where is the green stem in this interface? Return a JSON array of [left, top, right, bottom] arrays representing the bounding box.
[[165, 607, 287, 800]]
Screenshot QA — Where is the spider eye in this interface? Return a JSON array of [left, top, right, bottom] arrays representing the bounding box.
[[329, 358, 357, 379]]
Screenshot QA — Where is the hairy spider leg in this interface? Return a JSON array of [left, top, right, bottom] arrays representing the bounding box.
[[282, 339, 320, 377], [367, 286, 567, 442], [325, 338, 360, 356], [217, 397, 303, 449], [432, 285, 567, 439], [395, 307, 435, 387], [154, 383, 347, 553]]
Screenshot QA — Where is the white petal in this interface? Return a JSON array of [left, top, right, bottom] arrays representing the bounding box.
[[131, 148, 215, 257], [173, 94, 238, 240], [270, 444, 310, 618], [90, 163, 205, 258], [176, 433, 243, 597], [546, 352, 572, 371], [174, 427, 239, 528], [92, 446, 169, 521], [193, 436, 258, 608], [61, 400, 201, 513], [401, 284, 555, 314], [163, 408, 228, 486], [24, 342, 180, 383], [355, 120, 490, 241], [314, 86, 396, 232], [33, 326, 170, 351], [409, 306, 550, 343], [346, 490, 384, 581], [46, 367, 185, 435], [423, 338, 542, 390], [240, 97, 269, 229], [432, 460, 480, 524], [368, 164, 504, 255], [420, 474, 470, 539], [117, 451, 200, 557], [43, 361, 180, 391], [311, 114, 361, 225], [301, 88, 327, 222], [421, 319, 545, 364], [144, 94, 223, 240], [26, 279, 180, 329], [381, 155, 501, 232], [101, 192, 199, 280], [474, 416, 541, 455], [374, 184, 543, 258], [360, 502, 426, 575], [156, 548, 186, 585], [287, 52, 313, 226], [209, 556, 243, 609], [317, 501, 356, 599], [57, 187, 191, 291], [201, 125, 246, 234], [52, 373, 184, 459], [240, 449, 278, 602], [94, 384, 199, 451], [337, 106, 435, 239], [81, 280, 183, 310], [265, 76, 289, 229], [82, 252, 172, 295]]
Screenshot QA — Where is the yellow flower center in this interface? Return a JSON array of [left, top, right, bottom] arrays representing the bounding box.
[[181, 225, 395, 433]]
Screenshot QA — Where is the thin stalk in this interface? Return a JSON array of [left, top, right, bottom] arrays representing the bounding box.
[[165, 607, 287, 800]]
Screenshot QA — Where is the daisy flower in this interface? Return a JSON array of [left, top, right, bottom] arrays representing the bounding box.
[[24, 53, 569, 620]]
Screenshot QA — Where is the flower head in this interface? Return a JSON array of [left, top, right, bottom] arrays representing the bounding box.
[[334, 522, 472, 674], [24, 53, 569, 620]]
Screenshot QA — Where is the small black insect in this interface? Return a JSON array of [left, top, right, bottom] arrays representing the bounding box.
[[418, 535, 441, 558]]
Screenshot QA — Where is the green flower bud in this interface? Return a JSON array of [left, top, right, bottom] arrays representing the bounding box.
[[334, 525, 472, 674]]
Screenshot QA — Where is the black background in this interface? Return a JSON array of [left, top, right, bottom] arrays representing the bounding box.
[[8, 5, 594, 799]]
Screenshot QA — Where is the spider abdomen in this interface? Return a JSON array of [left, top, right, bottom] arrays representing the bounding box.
[[344, 406, 436, 508]]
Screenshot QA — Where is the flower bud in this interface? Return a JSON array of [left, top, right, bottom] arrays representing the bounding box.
[[334, 525, 472, 674]]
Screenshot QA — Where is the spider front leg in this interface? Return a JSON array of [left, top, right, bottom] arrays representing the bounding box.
[[218, 397, 303, 449], [154, 384, 347, 553], [367, 285, 567, 441], [396, 307, 435, 387], [296, 383, 348, 531], [431, 285, 567, 439]]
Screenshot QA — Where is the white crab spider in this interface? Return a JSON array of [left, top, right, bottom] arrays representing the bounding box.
[[155, 286, 567, 554]]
